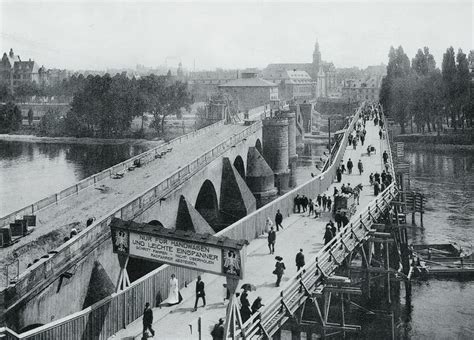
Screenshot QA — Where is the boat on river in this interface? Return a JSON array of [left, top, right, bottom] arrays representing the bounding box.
[[412, 243, 474, 278]]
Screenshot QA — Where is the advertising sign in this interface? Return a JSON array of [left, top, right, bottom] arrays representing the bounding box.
[[110, 218, 245, 278], [129, 232, 223, 274]]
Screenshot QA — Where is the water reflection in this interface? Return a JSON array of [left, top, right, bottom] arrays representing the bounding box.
[[0, 141, 148, 216]]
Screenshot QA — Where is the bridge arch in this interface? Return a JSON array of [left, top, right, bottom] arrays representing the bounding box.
[[255, 139, 263, 154], [233, 155, 245, 179], [195, 179, 219, 228], [148, 220, 164, 228]]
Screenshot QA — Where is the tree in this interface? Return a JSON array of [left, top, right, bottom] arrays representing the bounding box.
[[389, 76, 414, 134], [0, 102, 22, 132], [0, 84, 13, 102], [455, 49, 470, 129], [442, 47, 457, 128], [139, 75, 192, 135], [38, 109, 65, 136]]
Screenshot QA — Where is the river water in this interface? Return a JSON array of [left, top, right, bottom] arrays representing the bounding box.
[[1, 140, 473, 339], [0, 140, 148, 216]]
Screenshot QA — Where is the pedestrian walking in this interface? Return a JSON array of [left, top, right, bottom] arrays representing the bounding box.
[[381, 170, 387, 183], [251, 297, 264, 316], [314, 204, 322, 218], [211, 318, 224, 340], [302, 195, 308, 212], [294, 195, 300, 213], [341, 212, 349, 228], [369, 173, 374, 186], [335, 212, 342, 230], [142, 302, 155, 339], [374, 172, 381, 184], [323, 225, 333, 245], [336, 166, 342, 183], [322, 194, 328, 211], [379, 129, 383, 139], [268, 227, 276, 254], [162, 274, 182, 306], [383, 151, 389, 164], [327, 220, 336, 237], [374, 181, 380, 196], [273, 256, 286, 287], [358, 159, 363, 175], [317, 194, 322, 207], [193, 276, 206, 311], [308, 199, 314, 216], [326, 196, 332, 212], [240, 289, 252, 323], [352, 137, 357, 150], [275, 210, 283, 231], [295, 249, 305, 272], [347, 159, 353, 175], [341, 162, 346, 173], [360, 134, 365, 146]]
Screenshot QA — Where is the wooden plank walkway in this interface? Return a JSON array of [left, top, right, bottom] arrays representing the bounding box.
[[110, 117, 390, 339]]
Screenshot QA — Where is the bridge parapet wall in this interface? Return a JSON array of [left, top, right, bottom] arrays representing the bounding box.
[[0, 120, 261, 324], [1, 107, 362, 339], [0, 120, 226, 229]]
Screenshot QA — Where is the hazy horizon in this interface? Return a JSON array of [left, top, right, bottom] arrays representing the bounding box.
[[1, 0, 472, 72]]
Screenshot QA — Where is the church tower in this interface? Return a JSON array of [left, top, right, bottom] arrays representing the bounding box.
[[312, 41, 321, 79]]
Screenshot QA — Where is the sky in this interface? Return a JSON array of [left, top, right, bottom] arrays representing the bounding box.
[[1, 0, 472, 72]]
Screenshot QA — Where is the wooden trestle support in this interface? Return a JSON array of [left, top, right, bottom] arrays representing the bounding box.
[[277, 192, 414, 340]]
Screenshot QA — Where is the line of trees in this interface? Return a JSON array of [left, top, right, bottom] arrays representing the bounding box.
[[380, 46, 473, 133], [0, 102, 22, 133], [38, 73, 191, 138]]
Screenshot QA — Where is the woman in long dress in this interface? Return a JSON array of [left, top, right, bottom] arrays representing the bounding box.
[[163, 274, 182, 306]]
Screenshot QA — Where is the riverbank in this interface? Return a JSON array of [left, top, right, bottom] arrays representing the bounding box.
[[0, 134, 164, 149], [403, 142, 474, 152]]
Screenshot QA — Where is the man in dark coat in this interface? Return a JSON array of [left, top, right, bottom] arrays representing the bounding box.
[[193, 276, 206, 311], [336, 167, 342, 182], [341, 212, 350, 228], [335, 211, 342, 230], [294, 195, 300, 213], [302, 195, 308, 212], [268, 227, 276, 254], [142, 302, 155, 338], [383, 151, 389, 164], [374, 181, 380, 196], [211, 318, 224, 340], [327, 220, 336, 236], [347, 159, 353, 174], [295, 249, 305, 271], [381, 170, 387, 183], [251, 297, 264, 317], [274, 258, 286, 287], [326, 196, 332, 212], [323, 226, 333, 245], [374, 172, 381, 184], [275, 210, 283, 231], [317, 194, 322, 207], [322, 194, 328, 211], [240, 290, 252, 323]]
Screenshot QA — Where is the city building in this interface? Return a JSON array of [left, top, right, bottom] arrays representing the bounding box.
[[341, 76, 382, 102], [263, 69, 316, 102], [263, 41, 337, 98], [1, 49, 40, 94], [218, 71, 278, 112], [188, 69, 238, 101], [38, 67, 72, 87]]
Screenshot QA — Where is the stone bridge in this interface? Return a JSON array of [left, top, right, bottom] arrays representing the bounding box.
[[0, 106, 308, 335]]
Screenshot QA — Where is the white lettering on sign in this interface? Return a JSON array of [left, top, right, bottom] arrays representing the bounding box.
[[129, 233, 222, 274]]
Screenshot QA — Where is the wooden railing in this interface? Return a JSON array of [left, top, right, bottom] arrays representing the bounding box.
[[1, 120, 261, 313], [0, 106, 362, 340], [0, 119, 225, 229]]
